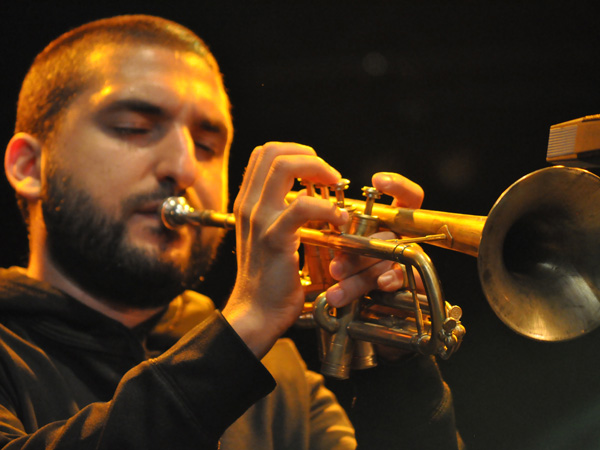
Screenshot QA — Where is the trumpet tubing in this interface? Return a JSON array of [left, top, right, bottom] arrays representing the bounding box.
[[161, 166, 600, 377], [284, 192, 486, 257]]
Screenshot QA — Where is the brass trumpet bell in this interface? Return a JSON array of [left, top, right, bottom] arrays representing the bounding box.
[[363, 166, 600, 342], [479, 166, 600, 341]]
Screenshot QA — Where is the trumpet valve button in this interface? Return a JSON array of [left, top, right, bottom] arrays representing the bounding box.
[[332, 178, 350, 208], [442, 317, 458, 333], [298, 178, 316, 197], [361, 186, 381, 215], [448, 305, 463, 321], [316, 184, 330, 200]]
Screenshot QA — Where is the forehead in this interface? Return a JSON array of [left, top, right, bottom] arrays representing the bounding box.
[[80, 43, 232, 127]]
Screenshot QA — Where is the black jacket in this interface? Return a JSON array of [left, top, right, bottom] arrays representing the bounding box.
[[0, 267, 275, 449], [0, 267, 462, 449]]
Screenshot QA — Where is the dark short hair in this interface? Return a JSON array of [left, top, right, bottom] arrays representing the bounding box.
[[13, 15, 225, 225], [16, 15, 222, 141]]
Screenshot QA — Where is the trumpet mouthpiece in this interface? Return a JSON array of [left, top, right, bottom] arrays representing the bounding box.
[[160, 196, 192, 229]]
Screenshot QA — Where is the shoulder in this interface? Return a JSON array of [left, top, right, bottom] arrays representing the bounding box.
[[261, 338, 322, 401], [151, 290, 217, 341], [262, 338, 307, 378]]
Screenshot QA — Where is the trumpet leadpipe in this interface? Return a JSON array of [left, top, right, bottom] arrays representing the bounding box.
[[160, 196, 447, 264], [284, 191, 486, 257], [161, 197, 235, 230]]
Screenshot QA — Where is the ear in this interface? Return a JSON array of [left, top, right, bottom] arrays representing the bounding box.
[[5, 132, 43, 200]]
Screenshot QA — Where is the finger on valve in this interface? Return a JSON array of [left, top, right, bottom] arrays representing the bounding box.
[[372, 172, 424, 209], [224, 143, 348, 358]]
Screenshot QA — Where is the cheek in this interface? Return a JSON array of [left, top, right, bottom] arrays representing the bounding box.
[[76, 161, 140, 214], [52, 128, 131, 188], [193, 159, 227, 211]]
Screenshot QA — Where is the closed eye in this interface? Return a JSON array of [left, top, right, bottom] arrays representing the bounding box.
[[112, 126, 152, 136], [194, 141, 216, 156], [98, 99, 165, 142]]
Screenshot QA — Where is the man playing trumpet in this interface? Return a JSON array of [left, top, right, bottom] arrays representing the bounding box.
[[0, 15, 462, 449]]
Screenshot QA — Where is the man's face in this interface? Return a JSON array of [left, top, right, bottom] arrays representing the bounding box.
[[40, 43, 233, 308]]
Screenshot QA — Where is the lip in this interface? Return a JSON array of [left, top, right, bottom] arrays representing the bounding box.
[[134, 200, 164, 215], [129, 202, 166, 229]]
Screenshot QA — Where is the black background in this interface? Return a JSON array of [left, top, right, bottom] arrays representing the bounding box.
[[2, 2, 600, 449]]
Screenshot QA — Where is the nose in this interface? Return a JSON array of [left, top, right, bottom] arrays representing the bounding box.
[[155, 125, 197, 192]]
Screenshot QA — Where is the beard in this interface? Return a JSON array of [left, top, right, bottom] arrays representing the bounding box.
[[41, 172, 224, 309]]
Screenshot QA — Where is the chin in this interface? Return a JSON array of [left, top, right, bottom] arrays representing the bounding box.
[[127, 217, 190, 251]]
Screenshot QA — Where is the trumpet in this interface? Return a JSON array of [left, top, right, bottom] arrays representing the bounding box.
[[161, 166, 600, 379]]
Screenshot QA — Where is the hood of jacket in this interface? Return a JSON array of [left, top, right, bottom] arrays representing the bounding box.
[[0, 266, 216, 356]]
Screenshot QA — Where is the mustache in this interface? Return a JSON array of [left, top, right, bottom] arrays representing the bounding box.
[[121, 184, 184, 217]]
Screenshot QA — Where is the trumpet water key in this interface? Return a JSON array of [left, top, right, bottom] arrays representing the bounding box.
[[161, 166, 600, 379]]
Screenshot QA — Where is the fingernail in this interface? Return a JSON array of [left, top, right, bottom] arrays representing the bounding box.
[[327, 286, 344, 306], [337, 208, 349, 222], [377, 174, 392, 189], [329, 260, 341, 279], [378, 272, 393, 288]]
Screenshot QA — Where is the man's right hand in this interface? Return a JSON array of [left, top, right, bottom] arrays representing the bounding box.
[[221, 142, 348, 358]]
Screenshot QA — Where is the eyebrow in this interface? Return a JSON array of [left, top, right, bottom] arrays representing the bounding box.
[[198, 118, 227, 136], [101, 98, 229, 136], [103, 99, 166, 117]]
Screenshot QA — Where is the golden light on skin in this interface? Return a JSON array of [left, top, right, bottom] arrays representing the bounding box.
[[87, 48, 107, 65], [171, 69, 224, 105], [78, 45, 233, 219], [174, 52, 233, 214], [89, 86, 115, 106], [85, 44, 118, 72], [220, 154, 230, 212], [173, 51, 232, 113], [187, 157, 230, 213], [180, 51, 210, 71], [170, 54, 233, 215], [85, 46, 231, 130]]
